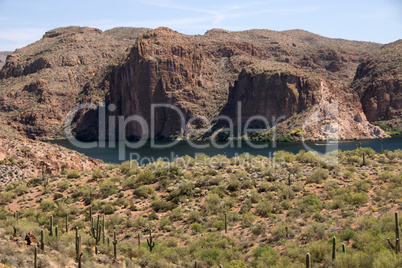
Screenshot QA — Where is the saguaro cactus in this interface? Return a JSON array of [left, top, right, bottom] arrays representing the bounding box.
[[396, 211, 401, 253], [113, 229, 118, 259], [306, 253, 311, 268], [55, 226, 58, 237], [332, 236, 336, 260], [49, 215, 53, 236], [102, 214, 106, 244], [388, 211, 401, 254], [90, 214, 101, 245], [78, 251, 83, 268], [76, 234, 81, 261], [224, 213, 228, 234], [137, 233, 141, 248], [342, 243, 346, 253], [34, 246, 38, 268], [40, 229, 44, 251], [147, 230, 156, 252], [65, 213, 68, 233]]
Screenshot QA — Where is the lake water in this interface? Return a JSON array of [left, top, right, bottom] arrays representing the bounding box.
[[50, 137, 402, 164]]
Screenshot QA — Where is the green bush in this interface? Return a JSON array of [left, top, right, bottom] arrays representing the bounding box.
[[0, 191, 15, 204], [101, 203, 115, 214], [339, 228, 355, 241], [227, 178, 241, 191], [255, 200, 273, 217], [99, 180, 118, 198], [191, 223, 207, 234], [213, 220, 225, 230], [178, 181, 194, 197], [14, 184, 28, 196], [252, 246, 275, 258], [91, 168, 104, 180], [204, 193, 222, 215], [274, 150, 296, 162], [307, 167, 329, 184], [151, 200, 177, 212], [66, 169, 80, 179], [201, 248, 221, 260], [39, 199, 56, 212], [133, 185, 155, 198], [136, 170, 157, 185], [295, 150, 319, 163], [378, 171, 397, 182], [57, 180, 70, 190], [348, 192, 368, 205], [252, 224, 266, 236], [53, 192, 64, 200], [242, 212, 256, 228], [301, 194, 323, 212], [122, 176, 136, 189]]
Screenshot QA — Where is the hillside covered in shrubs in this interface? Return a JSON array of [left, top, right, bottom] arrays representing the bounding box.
[[0, 147, 401, 267]]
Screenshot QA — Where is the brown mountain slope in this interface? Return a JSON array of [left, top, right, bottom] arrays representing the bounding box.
[[0, 136, 102, 186], [0, 51, 11, 70], [0, 26, 149, 139], [0, 26, 389, 140], [92, 27, 384, 140], [351, 39, 402, 129], [219, 63, 385, 140]]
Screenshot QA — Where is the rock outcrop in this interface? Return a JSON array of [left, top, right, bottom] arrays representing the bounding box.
[[0, 26, 394, 141], [219, 65, 386, 140], [0, 26, 150, 139], [0, 51, 11, 70], [101, 27, 386, 140], [352, 40, 401, 127], [0, 136, 102, 185]]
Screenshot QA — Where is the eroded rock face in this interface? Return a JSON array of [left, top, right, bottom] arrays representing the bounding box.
[[220, 66, 322, 125], [0, 136, 102, 184], [106, 27, 250, 139], [103, 27, 385, 140], [0, 26, 393, 141], [220, 66, 387, 140], [0, 51, 11, 71], [0, 26, 150, 139], [352, 40, 402, 124]]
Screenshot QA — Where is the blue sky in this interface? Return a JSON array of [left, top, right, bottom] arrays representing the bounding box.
[[0, 0, 401, 51]]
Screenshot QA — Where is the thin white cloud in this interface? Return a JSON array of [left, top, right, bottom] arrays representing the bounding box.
[[137, 0, 269, 27], [0, 28, 46, 51], [134, 0, 317, 29], [0, 28, 45, 43]]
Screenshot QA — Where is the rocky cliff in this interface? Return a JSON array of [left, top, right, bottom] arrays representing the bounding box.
[[220, 64, 386, 140], [0, 136, 102, 186], [101, 27, 385, 140], [0, 26, 396, 141], [0, 51, 11, 70], [351, 40, 401, 129], [0, 26, 149, 139]]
